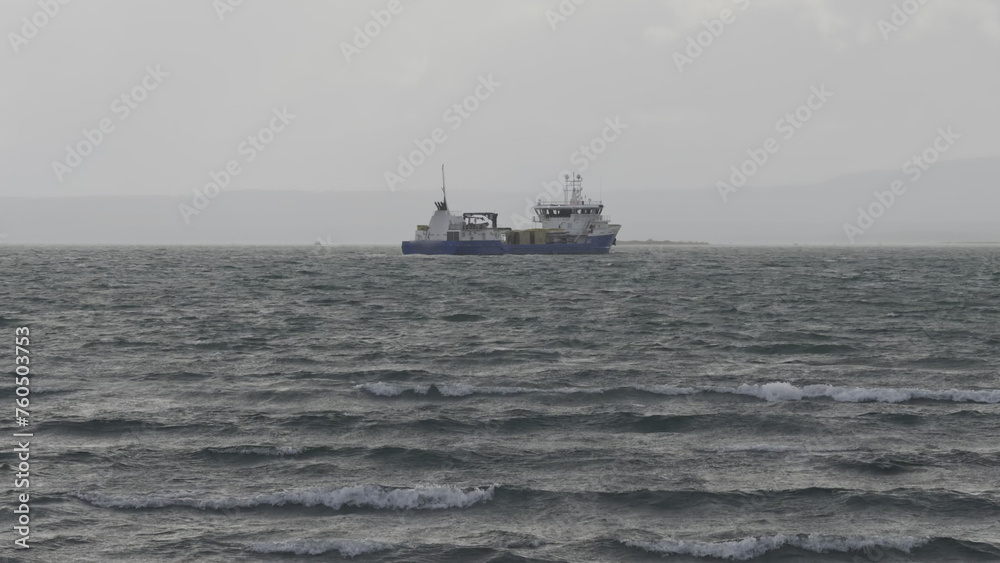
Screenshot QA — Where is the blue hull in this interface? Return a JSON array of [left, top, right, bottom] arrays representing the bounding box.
[[402, 235, 616, 255]]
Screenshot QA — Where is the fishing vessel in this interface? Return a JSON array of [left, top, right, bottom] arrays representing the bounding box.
[[401, 167, 621, 255]]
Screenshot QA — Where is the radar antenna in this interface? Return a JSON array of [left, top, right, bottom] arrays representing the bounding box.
[[565, 173, 584, 204]]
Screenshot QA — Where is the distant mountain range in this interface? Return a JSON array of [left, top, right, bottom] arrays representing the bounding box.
[[1, 157, 998, 245]]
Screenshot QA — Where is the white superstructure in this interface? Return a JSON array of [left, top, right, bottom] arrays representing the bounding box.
[[531, 174, 620, 243], [410, 166, 507, 243]]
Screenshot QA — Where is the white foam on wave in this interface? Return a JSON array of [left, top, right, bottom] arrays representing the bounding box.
[[356, 382, 432, 396], [710, 444, 804, 453], [634, 385, 698, 396], [625, 534, 928, 560], [248, 539, 394, 557], [436, 384, 536, 396], [214, 446, 304, 456], [77, 484, 496, 511], [697, 444, 861, 454], [720, 382, 1000, 403]]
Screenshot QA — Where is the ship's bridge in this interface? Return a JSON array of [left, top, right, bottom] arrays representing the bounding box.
[[536, 203, 604, 218], [533, 202, 611, 234], [531, 175, 614, 237]]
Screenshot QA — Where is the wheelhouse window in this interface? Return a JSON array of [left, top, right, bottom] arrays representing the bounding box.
[[541, 208, 571, 218]]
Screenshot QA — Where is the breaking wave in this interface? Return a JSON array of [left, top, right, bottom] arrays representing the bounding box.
[[623, 534, 929, 560], [698, 444, 809, 453], [719, 382, 1000, 403], [248, 539, 394, 556], [206, 445, 304, 456], [77, 484, 496, 511]]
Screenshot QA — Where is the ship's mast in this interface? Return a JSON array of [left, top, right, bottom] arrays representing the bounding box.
[[442, 164, 448, 208], [435, 164, 449, 211], [564, 173, 584, 204]]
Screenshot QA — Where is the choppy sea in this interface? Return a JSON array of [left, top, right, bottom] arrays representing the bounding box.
[[2, 245, 1000, 562]]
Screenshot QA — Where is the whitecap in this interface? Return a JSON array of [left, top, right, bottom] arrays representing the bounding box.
[[213, 446, 303, 456], [716, 382, 1000, 404], [77, 484, 496, 511], [624, 534, 928, 560], [355, 382, 431, 396], [248, 539, 394, 556]]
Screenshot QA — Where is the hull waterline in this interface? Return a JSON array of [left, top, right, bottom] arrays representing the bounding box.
[[402, 234, 616, 255]]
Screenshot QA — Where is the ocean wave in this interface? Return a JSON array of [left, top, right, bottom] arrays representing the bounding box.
[[35, 418, 196, 435], [77, 484, 496, 511], [634, 385, 700, 396], [357, 381, 1000, 403], [26, 386, 77, 395], [248, 539, 394, 556], [623, 534, 928, 560], [206, 445, 305, 456], [743, 343, 859, 355], [356, 382, 695, 398], [441, 313, 486, 322], [718, 382, 1000, 403], [699, 444, 807, 453], [499, 486, 1000, 515]]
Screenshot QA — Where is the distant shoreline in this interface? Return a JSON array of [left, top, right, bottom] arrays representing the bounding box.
[[617, 240, 710, 246]]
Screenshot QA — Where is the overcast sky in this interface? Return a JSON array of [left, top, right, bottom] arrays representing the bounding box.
[[3, 0, 999, 202]]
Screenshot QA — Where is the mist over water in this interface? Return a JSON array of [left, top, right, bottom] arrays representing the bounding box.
[[5, 245, 1000, 562]]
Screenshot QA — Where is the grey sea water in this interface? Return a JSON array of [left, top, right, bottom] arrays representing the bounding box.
[[2, 245, 1000, 562]]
